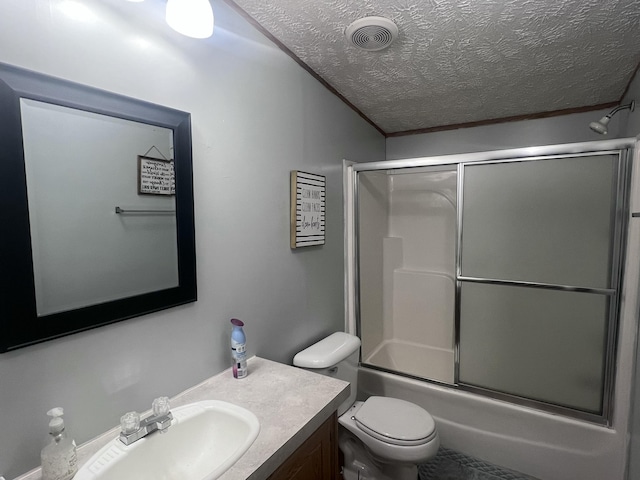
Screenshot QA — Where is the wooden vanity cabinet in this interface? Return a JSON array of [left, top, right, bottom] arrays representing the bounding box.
[[267, 412, 340, 480]]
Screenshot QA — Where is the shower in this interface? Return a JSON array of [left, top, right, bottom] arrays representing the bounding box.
[[347, 139, 634, 425], [589, 100, 635, 134]]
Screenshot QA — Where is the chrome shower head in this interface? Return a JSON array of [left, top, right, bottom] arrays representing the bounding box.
[[589, 100, 635, 135], [589, 116, 611, 135]]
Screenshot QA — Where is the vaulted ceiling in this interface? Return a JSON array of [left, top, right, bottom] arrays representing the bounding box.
[[226, 0, 640, 136]]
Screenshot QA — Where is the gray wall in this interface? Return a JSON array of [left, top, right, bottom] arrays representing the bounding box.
[[622, 70, 640, 138], [0, 0, 384, 477], [387, 108, 626, 159]]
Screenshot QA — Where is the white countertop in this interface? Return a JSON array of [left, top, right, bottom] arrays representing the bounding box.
[[15, 357, 350, 480]]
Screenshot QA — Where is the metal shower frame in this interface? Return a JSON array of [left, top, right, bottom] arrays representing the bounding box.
[[347, 138, 636, 425]]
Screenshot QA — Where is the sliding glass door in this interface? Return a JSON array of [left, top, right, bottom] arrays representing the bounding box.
[[352, 141, 632, 424], [458, 153, 625, 420]]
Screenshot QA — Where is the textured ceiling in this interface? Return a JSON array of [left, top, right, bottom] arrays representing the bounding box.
[[227, 0, 640, 135]]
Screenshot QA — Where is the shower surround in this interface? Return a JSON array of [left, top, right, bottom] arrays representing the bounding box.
[[358, 168, 457, 385], [345, 138, 640, 480]]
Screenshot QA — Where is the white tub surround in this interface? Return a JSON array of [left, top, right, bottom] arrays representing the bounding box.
[[15, 357, 349, 480], [356, 168, 458, 385]]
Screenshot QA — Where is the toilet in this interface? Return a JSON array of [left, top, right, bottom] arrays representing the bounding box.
[[293, 332, 439, 480]]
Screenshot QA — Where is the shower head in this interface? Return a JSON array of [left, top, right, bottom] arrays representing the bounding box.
[[589, 116, 611, 134], [589, 100, 635, 135]]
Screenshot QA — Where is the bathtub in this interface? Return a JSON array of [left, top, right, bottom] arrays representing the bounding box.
[[357, 365, 627, 480], [363, 339, 454, 385]]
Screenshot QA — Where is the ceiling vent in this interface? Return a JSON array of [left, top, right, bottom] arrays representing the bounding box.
[[345, 16, 398, 52]]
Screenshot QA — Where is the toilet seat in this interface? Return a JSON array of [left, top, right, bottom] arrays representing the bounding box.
[[354, 396, 436, 446]]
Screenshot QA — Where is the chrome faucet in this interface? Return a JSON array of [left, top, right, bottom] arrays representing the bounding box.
[[119, 397, 173, 446]]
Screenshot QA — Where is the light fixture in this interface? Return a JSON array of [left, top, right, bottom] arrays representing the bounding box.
[[166, 0, 214, 39], [58, 1, 97, 22], [589, 100, 635, 135]]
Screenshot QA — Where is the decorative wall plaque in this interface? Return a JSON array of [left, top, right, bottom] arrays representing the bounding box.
[[290, 170, 326, 248], [138, 155, 175, 195]]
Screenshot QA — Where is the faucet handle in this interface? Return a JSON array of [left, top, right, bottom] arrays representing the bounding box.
[[152, 397, 170, 416], [120, 411, 140, 434]]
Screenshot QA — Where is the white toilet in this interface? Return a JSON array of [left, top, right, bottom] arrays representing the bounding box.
[[293, 332, 439, 480]]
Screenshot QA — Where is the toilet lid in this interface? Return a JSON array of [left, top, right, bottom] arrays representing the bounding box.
[[354, 397, 436, 446]]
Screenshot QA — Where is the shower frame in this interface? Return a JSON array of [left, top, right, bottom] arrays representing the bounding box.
[[346, 138, 636, 425]]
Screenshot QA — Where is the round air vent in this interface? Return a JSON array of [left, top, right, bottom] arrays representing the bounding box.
[[345, 16, 398, 52]]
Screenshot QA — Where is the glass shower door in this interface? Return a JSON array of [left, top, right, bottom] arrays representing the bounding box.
[[351, 141, 632, 423], [458, 154, 624, 417]]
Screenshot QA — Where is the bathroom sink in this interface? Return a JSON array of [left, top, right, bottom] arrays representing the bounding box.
[[75, 400, 260, 480]]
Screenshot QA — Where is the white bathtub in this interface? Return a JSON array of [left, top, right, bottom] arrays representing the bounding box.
[[357, 365, 627, 480], [363, 339, 454, 385]]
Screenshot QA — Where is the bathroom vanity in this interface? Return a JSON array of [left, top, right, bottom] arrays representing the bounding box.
[[15, 357, 349, 480], [267, 413, 339, 480]]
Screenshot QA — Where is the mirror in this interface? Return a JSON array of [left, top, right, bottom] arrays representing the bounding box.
[[0, 62, 196, 352]]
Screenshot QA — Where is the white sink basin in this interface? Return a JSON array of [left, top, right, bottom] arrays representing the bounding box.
[[75, 400, 260, 480]]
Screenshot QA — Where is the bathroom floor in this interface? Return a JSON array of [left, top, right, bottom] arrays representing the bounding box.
[[419, 448, 540, 480]]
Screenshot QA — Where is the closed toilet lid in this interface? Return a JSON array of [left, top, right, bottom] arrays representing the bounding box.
[[354, 396, 436, 446]]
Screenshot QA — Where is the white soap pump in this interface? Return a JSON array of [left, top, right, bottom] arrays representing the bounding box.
[[41, 407, 78, 480]]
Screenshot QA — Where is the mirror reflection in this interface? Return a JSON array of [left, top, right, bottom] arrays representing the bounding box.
[[21, 99, 179, 316]]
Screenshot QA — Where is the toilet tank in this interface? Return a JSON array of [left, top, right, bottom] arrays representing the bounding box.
[[293, 332, 361, 416]]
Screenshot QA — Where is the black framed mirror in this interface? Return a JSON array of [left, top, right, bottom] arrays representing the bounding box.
[[0, 62, 196, 352]]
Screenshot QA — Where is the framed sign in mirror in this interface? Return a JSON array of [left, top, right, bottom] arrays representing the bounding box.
[[138, 155, 176, 196], [0, 63, 197, 352]]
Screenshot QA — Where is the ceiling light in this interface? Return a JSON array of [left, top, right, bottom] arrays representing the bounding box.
[[589, 100, 635, 135], [58, 1, 97, 22], [166, 0, 214, 39]]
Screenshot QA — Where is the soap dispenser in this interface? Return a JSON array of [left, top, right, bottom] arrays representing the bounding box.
[[41, 407, 78, 480]]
